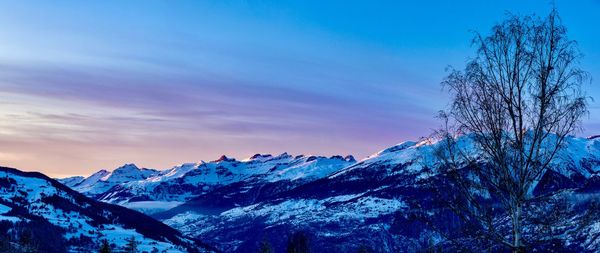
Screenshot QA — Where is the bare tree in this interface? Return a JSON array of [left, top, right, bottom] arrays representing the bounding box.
[[436, 9, 589, 252]]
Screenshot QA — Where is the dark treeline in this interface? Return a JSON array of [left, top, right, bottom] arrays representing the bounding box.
[[0, 226, 158, 253], [254, 231, 375, 253]]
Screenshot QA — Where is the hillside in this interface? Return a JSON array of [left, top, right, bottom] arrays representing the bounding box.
[[0, 166, 215, 253]]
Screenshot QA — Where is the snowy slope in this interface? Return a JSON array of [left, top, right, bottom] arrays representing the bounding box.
[[0, 166, 214, 253], [57, 175, 84, 187]]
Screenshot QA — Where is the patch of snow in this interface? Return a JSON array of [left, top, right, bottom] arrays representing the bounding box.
[[0, 204, 11, 214], [219, 195, 406, 225]]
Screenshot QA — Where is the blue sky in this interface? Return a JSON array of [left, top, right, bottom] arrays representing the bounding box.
[[0, 1, 598, 176]]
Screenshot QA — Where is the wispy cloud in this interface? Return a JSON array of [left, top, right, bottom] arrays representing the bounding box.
[[0, 59, 438, 176]]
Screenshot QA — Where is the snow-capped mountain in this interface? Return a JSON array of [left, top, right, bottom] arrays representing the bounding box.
[[0, 166, 214, 253], [59, 164, 159, 196], [58, 135, 600, 252], [157, 135, 600, 252], [63, 153, 356, 214]]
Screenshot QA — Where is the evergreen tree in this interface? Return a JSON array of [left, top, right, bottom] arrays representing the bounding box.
[[0, 236, 17, 253], [99, 239, 111, 253], [18, 230, 37, 253], [357, 244, 373, 253], [124, 236, 137, 253], [286, 232, 310, 253], [18, 230, 31, 247], [256, 239, 273, 253]]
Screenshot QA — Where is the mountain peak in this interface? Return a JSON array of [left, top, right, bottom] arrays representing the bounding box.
[[276, 152, 291, 159], [213, 155, 236, 163], [376, 141, 418, 156], [92, 169, 110, 176], [113, 163, 140, 172], [107, 163, 157, 182], [588, 135, 600, 140], [344, 155, 356, 163], [249, 153, 273, 161], [330, 155, 344, 160]]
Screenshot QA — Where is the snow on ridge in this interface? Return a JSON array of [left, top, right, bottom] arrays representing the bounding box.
[[102, 163, 157, 182], [57, 176, 85, 187], [266, 155, 354, 182], [74, 152, 354, 185], [333, 134, 600, 180], [64, 152, 358, 205]]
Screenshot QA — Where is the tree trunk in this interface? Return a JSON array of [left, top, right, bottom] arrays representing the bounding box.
[[513, 203, 523, 253]]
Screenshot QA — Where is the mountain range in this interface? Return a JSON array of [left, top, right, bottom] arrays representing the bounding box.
[[2, 135, 600, 252]]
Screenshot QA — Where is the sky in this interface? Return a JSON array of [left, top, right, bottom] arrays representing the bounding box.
[[0, 1, 598, 177]]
